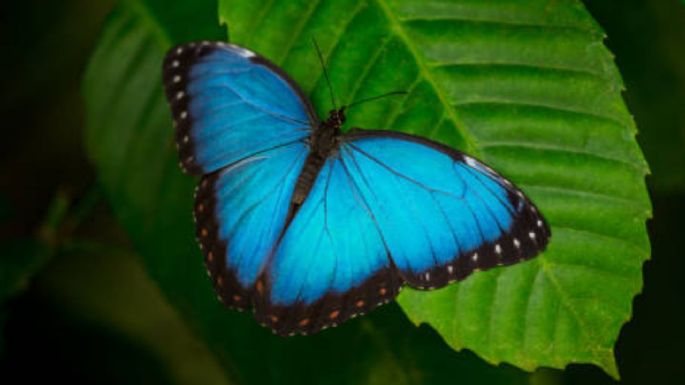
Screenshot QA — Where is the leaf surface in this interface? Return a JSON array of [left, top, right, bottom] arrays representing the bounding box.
[[219, 0, 650, 378]]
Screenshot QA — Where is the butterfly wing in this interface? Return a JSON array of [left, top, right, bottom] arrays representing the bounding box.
[[162, 42, 315, 175], [259, 130, 549, 335], [162, 42, 314, 311], [341, 131, 550, 287], [194, 141, 309, 310], [257, 156, 403, 335]]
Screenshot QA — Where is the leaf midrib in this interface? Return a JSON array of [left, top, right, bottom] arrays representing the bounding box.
[[375, 0, 480, 155]]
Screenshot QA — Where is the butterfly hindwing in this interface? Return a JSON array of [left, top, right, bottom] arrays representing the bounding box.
[[255, 157, 403, 335], [339, 130, 550, 288], [195, 142, 309, 311], [162, 42, 315, 175]]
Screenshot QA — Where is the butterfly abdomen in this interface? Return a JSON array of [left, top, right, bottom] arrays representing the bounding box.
[[292, 152, 327, 206]]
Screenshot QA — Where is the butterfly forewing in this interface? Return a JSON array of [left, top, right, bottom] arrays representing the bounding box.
[[163, 42, 314, 312], [162, 42, 314, 175]]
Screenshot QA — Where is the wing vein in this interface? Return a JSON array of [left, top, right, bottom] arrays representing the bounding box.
[[198, 82, 312, 126], [339, 148, 393, 259], [347, 143, 461, 198], [463, 165, 517, 217]]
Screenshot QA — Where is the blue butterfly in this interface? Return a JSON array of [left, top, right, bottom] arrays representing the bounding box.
[[162, 41, 550, 336]]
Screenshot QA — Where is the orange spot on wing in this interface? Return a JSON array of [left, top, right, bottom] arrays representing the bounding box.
[[379, 287, 387, 296], [299, 318, 310, 327], [329, 310, 340, 319], [355, 300, 365, 308]]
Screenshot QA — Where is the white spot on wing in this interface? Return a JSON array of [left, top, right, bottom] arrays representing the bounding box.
[[471, 253, 478, 262], [227, 44, 255, 58], [447, 265, 454, 274], [529, 232, 536, 240], [513, 238, 521, 248], [495, 244, 502, 254], [173, 75, 181, 83], [537, 220, 543, 227], [464, 156, 478, 167]]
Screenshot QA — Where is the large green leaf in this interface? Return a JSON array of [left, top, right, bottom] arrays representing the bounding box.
[[219, 0, 650, 378], [83, 0, 535, 384]]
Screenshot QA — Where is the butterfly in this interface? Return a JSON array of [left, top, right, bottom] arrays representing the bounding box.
[[161, 41, 550, 336]]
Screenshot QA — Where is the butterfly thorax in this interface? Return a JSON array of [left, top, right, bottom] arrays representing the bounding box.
[[312, 108, 345, 157]]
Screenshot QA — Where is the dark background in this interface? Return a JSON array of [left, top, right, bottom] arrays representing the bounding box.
[[1, 0, 683, 384]]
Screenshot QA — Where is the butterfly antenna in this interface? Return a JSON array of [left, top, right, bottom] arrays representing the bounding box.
[[345, 91, 407, 109], [312, 38, 338, 110]]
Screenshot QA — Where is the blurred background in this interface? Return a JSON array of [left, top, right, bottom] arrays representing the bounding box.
[[0, 0, 683, 384]]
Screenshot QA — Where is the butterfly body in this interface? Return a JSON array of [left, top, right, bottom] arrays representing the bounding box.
[[162, 41, 550, 336], [291, 110, 343, 207], [312, 108, 345, 154]]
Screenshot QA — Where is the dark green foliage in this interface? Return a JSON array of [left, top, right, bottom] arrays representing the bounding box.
[[2, 0, 683, 384]]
